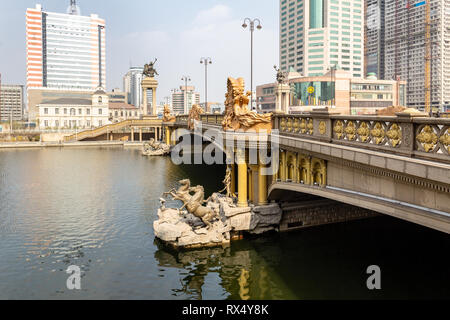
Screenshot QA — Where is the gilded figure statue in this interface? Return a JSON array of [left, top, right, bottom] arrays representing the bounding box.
[[162, 105, 176, 122], [163, 179, 218, 229], [222, 77, 272, 132], [219, 165, 235, 198], [188, 104, 204, 130]]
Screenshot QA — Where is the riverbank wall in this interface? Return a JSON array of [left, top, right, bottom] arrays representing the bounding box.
[[0, 141, 144, 149]]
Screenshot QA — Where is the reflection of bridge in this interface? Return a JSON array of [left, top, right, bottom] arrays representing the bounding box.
[[166, 111, 450, 233], [64, 118, 163, 142]]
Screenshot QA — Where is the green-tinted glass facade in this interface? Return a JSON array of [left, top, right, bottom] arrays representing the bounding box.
[[290, 81, 335, 106], [309, 0, 324, 29]]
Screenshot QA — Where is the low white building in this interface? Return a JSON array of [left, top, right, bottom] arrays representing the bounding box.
[[109, 102, 141, 123], [37, 88, 110, 129]]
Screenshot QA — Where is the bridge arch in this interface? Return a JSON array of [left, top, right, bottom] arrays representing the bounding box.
[[268, 182, 450, 234]]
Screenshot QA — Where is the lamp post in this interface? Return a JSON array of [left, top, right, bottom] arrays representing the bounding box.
[[200, 57, 212, 112], [98, 25, 105, 88], [242, 18, 262, 110], [181, 76, 191, 114]]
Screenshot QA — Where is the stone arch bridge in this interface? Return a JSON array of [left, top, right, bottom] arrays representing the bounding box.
[[164, 111, 450, 234]]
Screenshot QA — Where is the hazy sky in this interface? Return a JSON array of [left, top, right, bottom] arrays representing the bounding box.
[[0, 0, 279, 104]]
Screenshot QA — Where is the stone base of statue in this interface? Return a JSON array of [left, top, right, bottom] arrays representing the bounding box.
[[142, 138, 171, 156], [154, 192, 282, 250]]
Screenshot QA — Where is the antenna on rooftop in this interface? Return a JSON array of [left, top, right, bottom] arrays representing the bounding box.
[[67, 0, 80, 15]]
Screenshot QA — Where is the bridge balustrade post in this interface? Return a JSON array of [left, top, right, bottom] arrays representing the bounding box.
[[311, 109, 336, 142], [131, 127, 134, 142]]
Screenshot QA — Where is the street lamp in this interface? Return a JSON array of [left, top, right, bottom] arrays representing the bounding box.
[[242, 18, 262, 110], [200, 57, 212, 112], [181, 76, 191, 114]]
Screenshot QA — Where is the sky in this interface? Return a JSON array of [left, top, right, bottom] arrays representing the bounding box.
[[0, 0, 280, 105]]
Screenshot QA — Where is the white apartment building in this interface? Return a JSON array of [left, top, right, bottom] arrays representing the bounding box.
[[26, 3, 106, 90], [37, 88, 110, 129], [280, 0, 364, 78], [0, 85, 24, 121], [171, 86, 201, 114], [123, 67, 144, 107], [384, 0, 450, 111]]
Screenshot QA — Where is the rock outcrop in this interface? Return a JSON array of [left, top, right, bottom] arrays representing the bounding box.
[[153, 193, 282, 249]]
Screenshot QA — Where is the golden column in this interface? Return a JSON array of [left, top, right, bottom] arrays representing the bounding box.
[[165, 127, 171, 145], [237, 149, 248, 207], [258, 161, 268, 205]]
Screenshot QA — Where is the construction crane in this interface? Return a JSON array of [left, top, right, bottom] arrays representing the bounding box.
[[424, 0, 432, 116]]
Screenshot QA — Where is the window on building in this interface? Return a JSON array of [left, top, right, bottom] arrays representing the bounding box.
[[55, 108, 59, 115], [87, 109, 90, 115], [99, 109, 103, 115], [44, 108, 48, 115], [78, 109, 82, 115]]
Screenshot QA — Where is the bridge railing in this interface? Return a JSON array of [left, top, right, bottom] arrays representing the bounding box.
[[273, 113, 450, 163], [64, 119, 163, 141]]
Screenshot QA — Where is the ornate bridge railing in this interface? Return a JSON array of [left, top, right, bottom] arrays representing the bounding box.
[[273, 113, 450, 163], [170, 112, 450, 163]]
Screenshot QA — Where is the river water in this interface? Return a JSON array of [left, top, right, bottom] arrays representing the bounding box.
[[0, 147, 448, 299]]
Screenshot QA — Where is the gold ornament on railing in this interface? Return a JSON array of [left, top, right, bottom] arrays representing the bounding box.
[[370, 122, 385, 145], [287, 117, 293, 132], [222, 77, 272, 132], [319, 121, 326, 135], [416, 125, 438, 152], [344, 121, 356, 140], [300, 118, 307, 134], [307, 119, 314, 135], [439, 127, 450, 153], [357, 121, 370, 142], [333, 120, 344, 139], [386, 123, 402, 147], [293, 118, 300, 133], [280, 118, 286, 132]]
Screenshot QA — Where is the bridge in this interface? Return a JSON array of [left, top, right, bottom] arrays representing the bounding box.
[[165, 111, 450, 234], [63, 118, 163, 142]]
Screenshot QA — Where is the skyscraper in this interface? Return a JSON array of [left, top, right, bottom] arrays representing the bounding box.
[[171, 86, 200, 114], [123, 67, 144, 107], [279, 0, 364, 77], [365, 0, 385, 79], [26, 2, 106, 90], [384, 0, 450, 111]]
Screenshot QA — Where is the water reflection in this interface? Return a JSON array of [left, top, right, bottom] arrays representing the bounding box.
[[154, 238, 295, 300]]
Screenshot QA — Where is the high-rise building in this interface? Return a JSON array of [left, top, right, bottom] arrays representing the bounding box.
[[365, 0, 385, 79], [171, 86, 200, 114], [26, 2, 106, 90], [123, 67, 144, 107], [279, 0, 364, 77], [384, 0, 449, 111], [0, 85, 24, 121]]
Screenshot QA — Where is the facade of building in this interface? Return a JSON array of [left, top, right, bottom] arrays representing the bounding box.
[[109, 102, 141, 123], [171, 86, 201, 114], [384, 0, 450, 112], [365, 0, 385, 79], [123, 67, 144, 107], [108, 89, 127, 104], [256, 70, 406, 115], [279, 0, 364, 77], [0, 85, 24, 121], [37, 88, 109, 129], [26, 3, 106, 90]]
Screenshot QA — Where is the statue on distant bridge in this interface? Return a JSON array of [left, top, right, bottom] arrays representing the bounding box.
[[274, 65, 286, 84], [143, 58, 158, 77]]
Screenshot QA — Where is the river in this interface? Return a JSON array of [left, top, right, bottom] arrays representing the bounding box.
[[0, 147, 448, 299]]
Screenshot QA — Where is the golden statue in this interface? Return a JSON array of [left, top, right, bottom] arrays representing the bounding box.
[[222, 77, 272, 132], [188, 104, 204, 130], [162, 104, 176, 122], [219, 165, 235, 198]]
